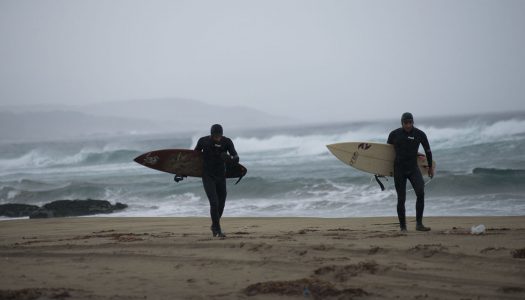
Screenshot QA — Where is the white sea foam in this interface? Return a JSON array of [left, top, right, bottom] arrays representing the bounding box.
[[0, 150, 54, 170], [1, 114, 524, 218], [2, 118, 523, 172], [421, 118, 525, 150], [105, 192, 206, 217], [188, 119, 525, 161], [7, 190, 20, 200]]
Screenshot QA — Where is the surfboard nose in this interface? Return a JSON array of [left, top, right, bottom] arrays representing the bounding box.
[[133, 153, 145, 165]]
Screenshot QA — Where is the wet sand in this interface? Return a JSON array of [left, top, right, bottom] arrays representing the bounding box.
[[1, 216, 524, 299]]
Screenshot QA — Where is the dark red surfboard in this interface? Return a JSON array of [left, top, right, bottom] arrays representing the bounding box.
[[133, 149, 247, 181]]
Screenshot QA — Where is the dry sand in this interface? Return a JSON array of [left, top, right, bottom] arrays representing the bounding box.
[[1, 216, 524, 299]]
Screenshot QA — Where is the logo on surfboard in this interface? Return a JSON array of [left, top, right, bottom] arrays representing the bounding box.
[[350, 151, 359, 165], [143, 154, 160, 165], [358, 143, 372, 150]]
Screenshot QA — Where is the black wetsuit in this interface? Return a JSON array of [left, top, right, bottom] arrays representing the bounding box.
[[194, 136, 238, 232], [387, 127, 432, 229]]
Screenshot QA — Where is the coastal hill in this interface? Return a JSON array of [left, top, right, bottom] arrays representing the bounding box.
[[0, 98, 292, 141]]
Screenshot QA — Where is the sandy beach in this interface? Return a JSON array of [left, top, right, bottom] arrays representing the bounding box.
[[1, 216, 524, 299]]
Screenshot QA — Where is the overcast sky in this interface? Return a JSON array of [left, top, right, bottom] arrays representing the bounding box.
[[1, 0, 524, 122]]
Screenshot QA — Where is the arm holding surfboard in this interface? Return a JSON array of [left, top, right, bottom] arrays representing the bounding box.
[[420, 133, 434, 179]]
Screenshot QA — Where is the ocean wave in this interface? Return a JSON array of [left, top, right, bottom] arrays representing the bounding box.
[[1, 114, 524, 218], [2, 117, 524, 172], [1, 171, 523, 217], [0, 150, 55, 169], [0, 148, 143, 171], [472, 168, 525, 176], [186, 118, 525, 158], [200, 124, 388, 152], [421, 119, 525, 150], [424, 169, 525, 197]]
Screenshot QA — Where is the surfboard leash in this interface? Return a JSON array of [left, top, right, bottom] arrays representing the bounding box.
[[372, 175, 433, 192], [234, 174, 245, 185], [406, 177, 434, 192], [374, 175, 387, 191]]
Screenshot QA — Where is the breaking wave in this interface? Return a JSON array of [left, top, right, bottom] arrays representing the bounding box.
[[1, 113, 524, 217]]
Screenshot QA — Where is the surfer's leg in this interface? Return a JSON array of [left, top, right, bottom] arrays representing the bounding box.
[[394, 170, 407, 230], [216, 177, 227, 218], [409, 169, 426, 227], [202, 175, 221, 233]]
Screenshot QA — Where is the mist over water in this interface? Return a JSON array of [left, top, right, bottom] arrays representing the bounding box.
[[1, 113, 524, 218]]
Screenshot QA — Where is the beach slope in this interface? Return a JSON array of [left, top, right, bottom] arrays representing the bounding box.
[[1, 217, 524, 299]]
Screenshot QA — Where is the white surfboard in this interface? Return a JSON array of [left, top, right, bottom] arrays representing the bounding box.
[[326, 142, 435, 177]]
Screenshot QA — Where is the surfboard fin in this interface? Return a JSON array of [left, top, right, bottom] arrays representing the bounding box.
[[174, 175, 186, 183], [234, 174, 245, 185], [374, 175, 386, 191]]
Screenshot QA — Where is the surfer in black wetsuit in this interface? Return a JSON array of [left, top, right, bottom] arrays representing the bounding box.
[[387, 112, 434, 232], [194, 124, 239, 238]]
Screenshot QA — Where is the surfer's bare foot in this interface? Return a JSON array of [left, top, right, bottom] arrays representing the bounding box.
[[416, 224, 431, 231], [400, 228, 407, 233], [216, 232, 226, 238]]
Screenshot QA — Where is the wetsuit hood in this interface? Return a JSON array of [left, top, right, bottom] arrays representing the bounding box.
[[401, 112, 413, 124], [210, 124, 223, 136]]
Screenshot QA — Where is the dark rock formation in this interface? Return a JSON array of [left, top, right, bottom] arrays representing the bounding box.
[[29, 199, 127, 219], [0, 203, 40, 217]]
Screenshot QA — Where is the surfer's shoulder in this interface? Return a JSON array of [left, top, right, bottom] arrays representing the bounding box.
[[197, 136, 210, 145], [413, 127, 426, 136], [222, 136, 234, 144], [390, 128, 403, 135]]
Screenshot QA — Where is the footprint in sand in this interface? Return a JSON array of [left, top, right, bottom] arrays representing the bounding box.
[[511, 248, 525, 258], [313, 260, 383, 282], [409, 244, 448, 258]]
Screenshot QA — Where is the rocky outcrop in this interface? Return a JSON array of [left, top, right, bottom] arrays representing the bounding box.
[[0, 203, 40, 217], [0, 200, 127, 218], [29, 199, 127, 219]]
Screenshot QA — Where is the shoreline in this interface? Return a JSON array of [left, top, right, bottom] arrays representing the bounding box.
[[3, 214, 525, 221], [1, 216, 524, 299]]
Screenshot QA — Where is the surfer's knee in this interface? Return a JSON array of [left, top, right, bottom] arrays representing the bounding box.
[[414, 183, 424, 195], [415, 189, 425, 200]]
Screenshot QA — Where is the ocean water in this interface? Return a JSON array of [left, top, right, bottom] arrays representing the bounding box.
[[1, 113, 524, 218]]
